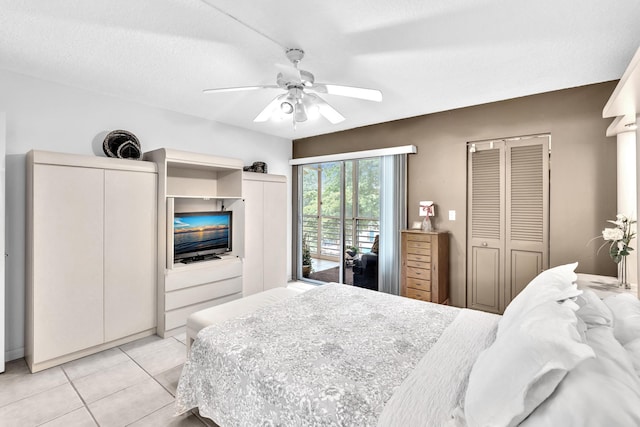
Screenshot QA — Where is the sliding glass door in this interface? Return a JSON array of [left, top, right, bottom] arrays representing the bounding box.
[[349, 158, 380, 289], [294, 147, 411, 295], [300, 158, 380, 289]]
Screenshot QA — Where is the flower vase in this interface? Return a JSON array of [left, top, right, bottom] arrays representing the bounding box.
[[619, 256, 631, 289]]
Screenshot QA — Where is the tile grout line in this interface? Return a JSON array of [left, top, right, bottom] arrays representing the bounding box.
[[68, 359, 150, 409], [62, 341, 168, 427], [0, 370, 68, 411], [60, 348, 129, 383], [59, 366, 101, 427], [118, 338, 187, 425], [119, 341, 173, 427], [1, 335, 192, 427], [120, 339, 180, 387], [62, 342, 174, 427], [30, 335, 188, 427]]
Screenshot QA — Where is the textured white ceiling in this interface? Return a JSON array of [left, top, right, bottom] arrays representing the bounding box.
[[1, 0, 639, 140]]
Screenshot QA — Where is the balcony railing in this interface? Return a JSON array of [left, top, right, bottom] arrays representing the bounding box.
[[302, 215, 379, 260]]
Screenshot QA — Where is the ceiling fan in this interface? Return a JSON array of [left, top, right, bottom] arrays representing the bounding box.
[[203, 48, 383, 125]]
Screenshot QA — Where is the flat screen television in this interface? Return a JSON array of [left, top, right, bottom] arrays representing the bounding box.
[[173, 211, 232, 263]]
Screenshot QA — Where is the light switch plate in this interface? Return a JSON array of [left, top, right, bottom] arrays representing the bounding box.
[[448, 210, 456, 221]]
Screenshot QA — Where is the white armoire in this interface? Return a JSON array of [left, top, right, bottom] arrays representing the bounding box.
[[26, 151, 157, 372], [242, 172, 287, 296]]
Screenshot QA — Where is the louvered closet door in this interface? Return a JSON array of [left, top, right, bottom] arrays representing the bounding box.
[[467, 135, 549, 314], [506, 139, 549, 303], [467, 142, 505, 313]]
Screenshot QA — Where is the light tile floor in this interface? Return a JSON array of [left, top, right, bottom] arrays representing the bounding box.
[[0, 333, 215, 427]]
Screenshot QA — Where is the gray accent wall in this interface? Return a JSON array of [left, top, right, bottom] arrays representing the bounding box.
[[293, 81, 618, 308]]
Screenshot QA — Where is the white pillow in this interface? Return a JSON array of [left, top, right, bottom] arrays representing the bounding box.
[[464, 299, 594, 427], [498, 262, 582, 337], [576, 289, 613, 328], [604, 293, 640, 345], [624, 338, 640, 377], [521, 326, 640, 426]]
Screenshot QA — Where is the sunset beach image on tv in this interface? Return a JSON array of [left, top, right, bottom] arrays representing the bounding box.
[[173, 211, 231, 261]]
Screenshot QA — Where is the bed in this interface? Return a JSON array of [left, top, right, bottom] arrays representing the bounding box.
[[175, 263, 640, 426]]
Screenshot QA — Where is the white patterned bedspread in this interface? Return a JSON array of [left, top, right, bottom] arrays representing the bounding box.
[[175, 284, 497, 426]]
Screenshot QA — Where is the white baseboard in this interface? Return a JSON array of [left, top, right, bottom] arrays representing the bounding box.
[[5, 346, 24, 362]]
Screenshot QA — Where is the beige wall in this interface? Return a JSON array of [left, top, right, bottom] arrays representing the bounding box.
[[293, 81, 618, 307]]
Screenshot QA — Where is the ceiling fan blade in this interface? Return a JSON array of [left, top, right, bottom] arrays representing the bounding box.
[[253, 94, 286, 122], [311, 83, 382, 102], [307, 94, 345, 124], [203, 85, 279, 94]]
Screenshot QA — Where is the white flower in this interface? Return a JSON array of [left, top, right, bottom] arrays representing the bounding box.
[[617, 213, 625, 220], [602, 227, 624, 241]]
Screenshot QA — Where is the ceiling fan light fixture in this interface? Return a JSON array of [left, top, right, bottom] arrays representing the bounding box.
[[212, 47, 381, 127], [294, 101, 308, 122], [280, 101, 294, 114], [254, 93, 288, 122]]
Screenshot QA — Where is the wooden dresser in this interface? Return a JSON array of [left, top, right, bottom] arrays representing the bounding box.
[[400, 230, 449, 304]]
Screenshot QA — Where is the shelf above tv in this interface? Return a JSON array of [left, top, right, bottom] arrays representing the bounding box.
[[166, 165, 241, 198], [145, 148, 244, 199]]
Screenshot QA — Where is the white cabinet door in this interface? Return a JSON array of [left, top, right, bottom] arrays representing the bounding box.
[[32, 164, 104, 362], [263, 180, 287, 290], [243, 175, 287, 295], [242, 179, 265, 296], [104, 170, 157, 341]]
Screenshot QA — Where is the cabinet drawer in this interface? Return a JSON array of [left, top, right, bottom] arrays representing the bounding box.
[[406, 259, 431, 269], [406, 277, 431, 292], [407, 288, 432, 302], [406, 247, 431, 257], [166, 259, 242, 291], [406, 253, 431, 263], [406, 266, 431, 281], [407, 240, 431, 250], [406, 234, 432, 243], [166, 277, 242, 310]]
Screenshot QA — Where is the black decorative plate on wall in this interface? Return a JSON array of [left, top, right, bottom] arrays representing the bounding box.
[[103, 130, 142, 160]]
